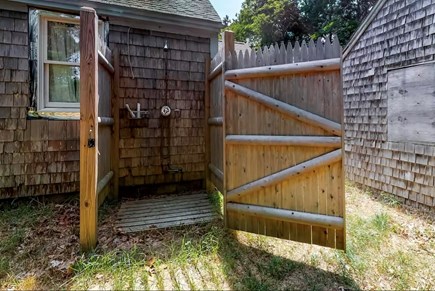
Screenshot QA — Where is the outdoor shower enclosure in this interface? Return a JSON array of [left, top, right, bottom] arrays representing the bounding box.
[[79, 7, 212, 249]]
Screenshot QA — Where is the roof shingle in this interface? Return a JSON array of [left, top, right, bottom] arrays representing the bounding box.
[[90, 0, 222, 23]]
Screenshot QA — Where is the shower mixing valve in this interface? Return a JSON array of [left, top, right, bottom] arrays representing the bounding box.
[[161, 105, 171, 117]]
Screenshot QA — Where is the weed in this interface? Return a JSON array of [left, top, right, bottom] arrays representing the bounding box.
[[372, 212, 390, 232], [0, 203, 53, 228], [139, 268, 149, 290], [208, 191, 223, 215], [182, 265, 197, 291], [310, 253, 320, 267], [379, 192, 401, 207], [16, 276, 38, 290], [0, 257, 9, 278], [241, 276, 271, 291], [169, 267, 181, 290], [0, 229, 24, 254], [262, 256, 296, 280], [155, 268, 165, 290], [378, 251, 415, 290], [72, 247, 144, 279], [112, 273, 125, 290]]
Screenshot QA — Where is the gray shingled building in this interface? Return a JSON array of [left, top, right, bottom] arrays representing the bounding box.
[[343, 0, 435, 210], [0, 0, 222, 199]]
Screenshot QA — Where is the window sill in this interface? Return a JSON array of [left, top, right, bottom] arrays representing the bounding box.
[[28, 109, 80, 121]]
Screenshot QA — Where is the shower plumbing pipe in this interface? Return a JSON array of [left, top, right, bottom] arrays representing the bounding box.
[[125, 104, 136, 118], [160, 39, 183, 174]]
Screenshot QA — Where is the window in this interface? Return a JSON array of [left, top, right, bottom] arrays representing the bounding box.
[[39, 16, 81, 111], [33, 10, 108, 113]]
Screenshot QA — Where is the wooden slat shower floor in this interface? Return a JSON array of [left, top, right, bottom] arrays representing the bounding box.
[[116, 193, 218, 233]]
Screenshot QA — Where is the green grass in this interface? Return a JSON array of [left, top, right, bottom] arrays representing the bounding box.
[[208, 190, 224, 215], [0, 201, 55, 282], [241, 276, 271, 291], [378, 251, 415, 290], [0, 258, 9, 278], [263, 256, 297, 280], [1, 185, 434, 290]]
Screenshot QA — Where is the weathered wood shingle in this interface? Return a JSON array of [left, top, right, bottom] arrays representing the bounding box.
[[109, 25, 208, 188], [0, 8, 80, 199], [343, 0, 435, 209]]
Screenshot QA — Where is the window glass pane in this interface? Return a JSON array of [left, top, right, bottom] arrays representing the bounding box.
[[48, 65, 80, 103], [47, 21, 80, 63]]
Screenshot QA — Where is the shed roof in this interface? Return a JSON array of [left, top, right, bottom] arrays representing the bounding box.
[[8, 0, 222, 33], [343, 0, 388, 59], [90, 0, 221, 23]]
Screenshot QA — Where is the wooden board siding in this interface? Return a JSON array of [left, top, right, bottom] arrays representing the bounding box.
[[387, 63, 435, 143], [343, 0, 435, 209], [0, 9, 80, 199], [108, 25, 209, 188]]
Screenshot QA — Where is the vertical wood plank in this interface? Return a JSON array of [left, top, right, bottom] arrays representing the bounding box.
[[80, 6, 99, 251], [338, 47, 346, 249], [223, 31, 235, 227], [223, 35, 344, 250], [293, 41, 301, 63], [204, 56, 212, 192], [286, 42, 294, 64], [110, 48, 120, 200]]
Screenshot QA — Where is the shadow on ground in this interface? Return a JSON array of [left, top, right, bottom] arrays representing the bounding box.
[[217, 230, 360, 290]]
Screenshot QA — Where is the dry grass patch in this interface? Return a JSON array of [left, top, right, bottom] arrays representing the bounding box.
[[0, 183, 434, 290]]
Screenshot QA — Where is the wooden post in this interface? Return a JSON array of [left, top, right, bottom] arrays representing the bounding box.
[[80, 6, 99, 251], [339, 45, 347, 251], [222, 31, 234, 227], [204, 56, 212, 192], [110, 48, 120, 200]]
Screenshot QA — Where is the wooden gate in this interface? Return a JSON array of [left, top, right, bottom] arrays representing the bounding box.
[[206, 32, 345, 250]]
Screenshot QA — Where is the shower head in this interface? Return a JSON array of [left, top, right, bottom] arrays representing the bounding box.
[[163, 40, 169, 52]]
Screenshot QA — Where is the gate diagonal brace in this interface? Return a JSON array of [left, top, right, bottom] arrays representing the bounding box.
[[227, 149, 342, 202], [225, 81, 342, 136]]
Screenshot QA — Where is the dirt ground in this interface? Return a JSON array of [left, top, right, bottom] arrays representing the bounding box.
[[0, 183, 434, 290]]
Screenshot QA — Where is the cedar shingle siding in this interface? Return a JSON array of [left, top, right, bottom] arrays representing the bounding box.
[[0, 7, 210, 198], [343, 0, 435, 209], [109, 25, 209, 188], [0, 9, 81, 198]]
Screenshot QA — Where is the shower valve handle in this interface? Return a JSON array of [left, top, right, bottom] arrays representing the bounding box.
[[161, 105, 171, 117]]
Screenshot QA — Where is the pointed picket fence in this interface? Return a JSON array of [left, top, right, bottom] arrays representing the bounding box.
[[227, 36, 341, 70]]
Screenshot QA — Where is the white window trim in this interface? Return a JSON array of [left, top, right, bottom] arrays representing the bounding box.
[[38, 15, 81, 112]]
